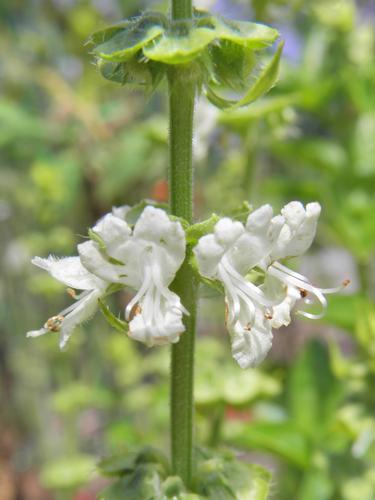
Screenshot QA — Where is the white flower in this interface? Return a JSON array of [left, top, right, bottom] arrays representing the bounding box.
[[26, 256, 107, 349], [194, 201, 348, 368], [194, 205, 283, 368], [264, 202, 348, 321], [78, 206, 188, 347]]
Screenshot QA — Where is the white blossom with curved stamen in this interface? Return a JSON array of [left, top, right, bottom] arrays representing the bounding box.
[[26, 256, 107, 349], [78, 206, 188, 347], [194, 206, 284, 368], [263, 201, 349, 322]]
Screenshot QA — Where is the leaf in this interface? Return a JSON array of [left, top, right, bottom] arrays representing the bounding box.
[[224, 420, 311, 468], [219, 93, 301, 128], [98, 298, 128, 333], [98, 464, 165, 500], [98, 446, 169, 479], [194, 448, 271, 500], [195, 338, 280, 408], [287, 340, 343, 440], [51, 383, 113, 414], [297, 468, 334, 500], [98, 452, 138, 477], [41, 455, 97, 490], [206, 41, 284, 110], [93, 13, 166, 62], [322, 293, 367, 332]]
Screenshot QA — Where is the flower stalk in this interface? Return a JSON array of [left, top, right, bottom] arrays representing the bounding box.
[[168, 0, 197, 486]]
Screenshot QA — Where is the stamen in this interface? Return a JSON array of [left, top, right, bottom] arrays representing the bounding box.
[[268, 264, 328, 319], [44, 315, 64, 332], [128, 303, 142, 321], [221, 256, 276, 308], [272, 262, 349, 294]]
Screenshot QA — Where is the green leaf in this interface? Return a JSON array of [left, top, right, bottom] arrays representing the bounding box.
[[195, 338, 280, 408], [98, 464, 165, 500], [287, 340, 343, 439], [41, 455, 97, 490], [51, 383, 113, 414], [135, 446, 170, 475], [206, 41, 284, 109], [98, 446, 169, 478], [219, 93, 301, 128], [98, 298, 128, 333], [93, 13, 166, 63], [297, 468, 334, 500], [98, 451, 138, 477], [224, 421, 311, 468], [194, 448, 271, 500]]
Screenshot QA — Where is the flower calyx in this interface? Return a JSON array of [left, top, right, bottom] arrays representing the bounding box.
[[89, 10, 282, 109]]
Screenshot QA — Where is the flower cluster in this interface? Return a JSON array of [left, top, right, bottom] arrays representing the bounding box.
[[28, 201, 347, 368], [27, 206, 187, 349], [194, 201, 348, 368]]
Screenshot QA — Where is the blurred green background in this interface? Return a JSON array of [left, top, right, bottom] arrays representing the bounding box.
[[1, 0, 375, 498]]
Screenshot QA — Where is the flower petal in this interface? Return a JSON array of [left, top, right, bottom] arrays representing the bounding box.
[[271, 201, 321, 259], [230, 310, 273, 369], [78, 241, 125, 283], [59, 289, 101, 349], [193, 234, 225, 279], [32, 256, 102, 290]]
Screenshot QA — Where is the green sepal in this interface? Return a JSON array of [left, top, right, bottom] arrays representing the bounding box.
[[98, 298, 128, 333], [124, 199, 169, 225], [93, 13, 166, 63], [208, 41, 258, 91], [99, 58, 165, 89], [214, 17, 279, 49], [104, 283, 125, 296], [143, 19, 216, 65], [227, 200, 253, 223], [88, 229, 124, 265], [186, 213, 220, 245], [88, 227, 106, 250], [206, 41, 284, 109], [88, 21, 130, 46], [169, 214, 190, 231]]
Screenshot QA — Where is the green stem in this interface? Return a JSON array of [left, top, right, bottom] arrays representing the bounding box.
[[208, 404, 225, 448], [172, 0, 192, 19], [168, 61, 197, 488]]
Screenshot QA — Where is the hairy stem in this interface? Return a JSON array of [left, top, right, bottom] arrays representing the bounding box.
[[172, 0, 192, 19], [168, 60, 197, 485]]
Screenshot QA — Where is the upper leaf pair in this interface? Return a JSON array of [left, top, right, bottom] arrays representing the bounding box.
[[89, 10, 282, 109]]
